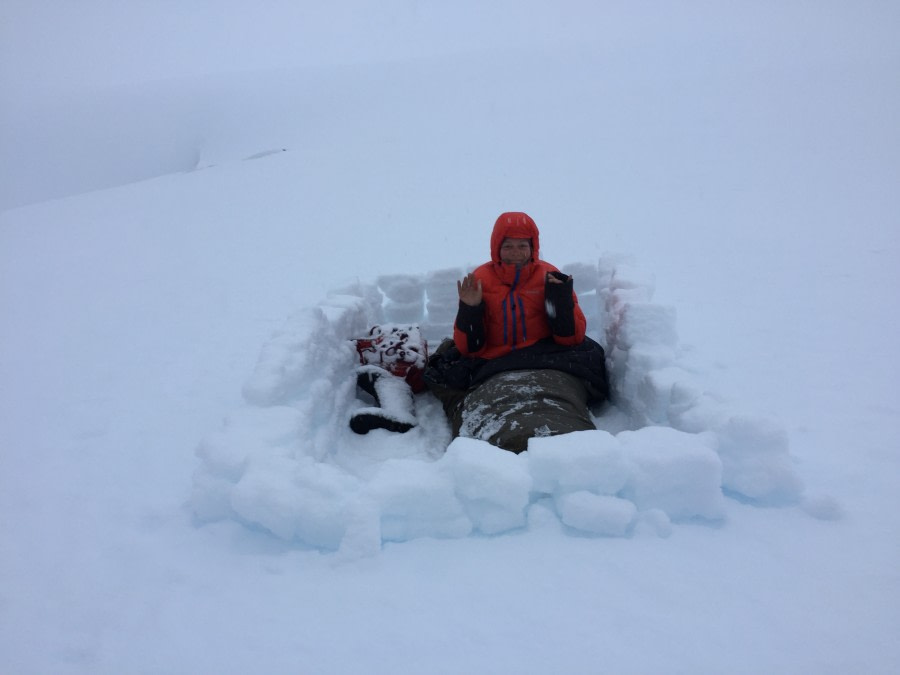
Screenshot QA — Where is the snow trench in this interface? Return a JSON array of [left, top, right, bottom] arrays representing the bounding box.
[[191, 256, 804, 555]]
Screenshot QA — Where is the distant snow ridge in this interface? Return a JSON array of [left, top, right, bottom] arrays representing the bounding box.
[[191, 256, 804, 555]]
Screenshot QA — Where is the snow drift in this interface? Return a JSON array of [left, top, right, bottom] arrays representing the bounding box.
[[191, 255, 804, 554]]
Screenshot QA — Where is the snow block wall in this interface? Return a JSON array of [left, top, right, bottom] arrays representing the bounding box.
[[594, 256, 803, 504], [191, 256, 804, 555]]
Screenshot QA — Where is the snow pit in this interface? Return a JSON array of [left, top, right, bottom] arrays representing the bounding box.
[[191, 256, 807, 555]]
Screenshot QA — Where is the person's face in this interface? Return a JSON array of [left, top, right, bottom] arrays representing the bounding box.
[[499, 238, 532, 267]]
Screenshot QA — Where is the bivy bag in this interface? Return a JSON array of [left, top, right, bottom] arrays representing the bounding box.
[[424, 336, 608, 453], [459, 368, 596, 453]]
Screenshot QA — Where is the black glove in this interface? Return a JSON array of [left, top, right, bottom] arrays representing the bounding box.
[[454, 300, 486, 354], [545, 272, 576, 337]]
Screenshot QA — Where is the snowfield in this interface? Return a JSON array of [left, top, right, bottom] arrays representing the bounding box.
[[2, 2, 899, 673]]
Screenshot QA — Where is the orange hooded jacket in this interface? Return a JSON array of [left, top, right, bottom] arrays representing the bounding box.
[[453, 212, 586, 359]]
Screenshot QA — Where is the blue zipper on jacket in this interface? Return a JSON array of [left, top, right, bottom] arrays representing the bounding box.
[[501, 298, 508, 344], [505, 267, 522, 348], [518, 295, 526, 343]]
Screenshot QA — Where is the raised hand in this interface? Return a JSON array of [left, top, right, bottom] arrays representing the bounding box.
[[457, 273, 483, 306]]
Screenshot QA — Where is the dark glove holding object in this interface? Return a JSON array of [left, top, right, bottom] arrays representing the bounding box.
[[544, 271, 576, 337]]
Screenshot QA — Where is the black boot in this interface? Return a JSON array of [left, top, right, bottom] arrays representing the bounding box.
[[350, 366, 417, 434]]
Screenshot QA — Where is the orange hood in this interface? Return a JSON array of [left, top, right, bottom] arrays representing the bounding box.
[[490, 212, 540, 263]]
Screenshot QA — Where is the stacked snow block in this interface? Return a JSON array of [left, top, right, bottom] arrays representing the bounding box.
[[528, 428, 724, 536], [241, 293, 374, 408], [331, 278, 386, 325], [377, 274, 425, 324], [597, 256, 683, 425], [193, 292, 380, 528], [375, 268, 472, 343], [441, 438, 534, 535], [597, 255, 803, 505], [371, 264, 602, 344], [424, 267, 465, 342], [335, 428, 725, 551]]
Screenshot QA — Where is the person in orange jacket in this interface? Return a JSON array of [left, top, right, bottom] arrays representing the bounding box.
[[425, 212, 608, 451], [453, 211, 586, 358]]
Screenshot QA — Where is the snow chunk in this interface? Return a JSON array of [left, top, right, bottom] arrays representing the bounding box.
[[527, 430, 630, 496], [440, 437, 532, 535], [425, 267, 465, 326], [243, 301, 366, 406], [555, 492, 637, 536], [635, 366, 700, 425], [619, 426, 726, 521], [384, 299, 425, 323], [614, 344, 678, 412], [669, 392, 730, 434], [715, 414, 804, 505], [377, 274, 424, 303], [231, 455, 362, 550], [617, 302, 678, 349], [425, 267, 465, 300], [367, 459, 472, 542], [635, 508, 674, 538]]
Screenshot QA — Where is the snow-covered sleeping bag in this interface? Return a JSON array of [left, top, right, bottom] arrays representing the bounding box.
[[425, 336, 609, 453], [460, 369, 595, 452]]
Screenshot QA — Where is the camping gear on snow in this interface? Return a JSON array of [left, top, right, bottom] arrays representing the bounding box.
[[353, 324, 428, 392], [424, 336, 609, 453], [348, 323, 609, 448], [349, 365, 418, 434], [349, 325, 428, 434], [459, 368, 595, 453]]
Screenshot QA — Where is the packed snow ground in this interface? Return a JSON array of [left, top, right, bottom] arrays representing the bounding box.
[[2, 2, 899, 673]]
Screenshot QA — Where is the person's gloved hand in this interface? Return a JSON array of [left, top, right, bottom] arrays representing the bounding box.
[[545, 271, 575, 335]]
